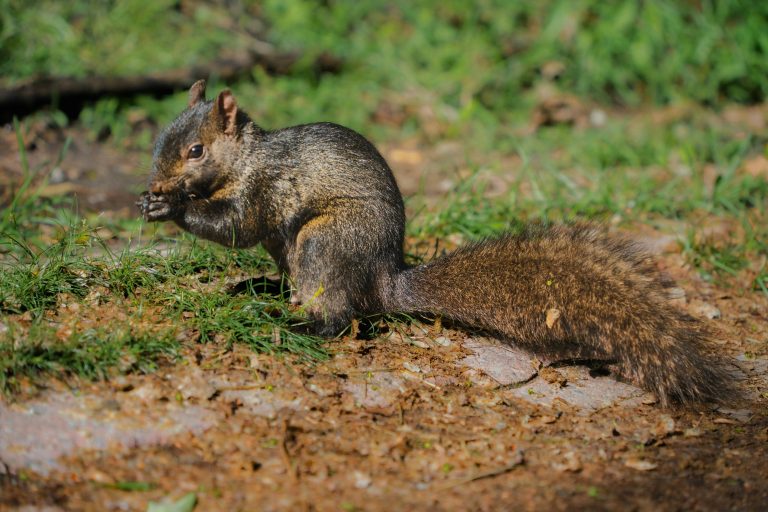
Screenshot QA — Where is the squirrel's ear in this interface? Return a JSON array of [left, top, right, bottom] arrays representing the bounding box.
[[214, 90, 238, 136], [188, 79, 207, 107]]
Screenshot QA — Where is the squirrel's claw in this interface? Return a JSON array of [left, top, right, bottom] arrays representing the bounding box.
[[136, 191, 150, 215], [137, 191, 175, 221]]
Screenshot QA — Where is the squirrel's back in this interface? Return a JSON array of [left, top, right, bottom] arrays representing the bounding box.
[[259, 122, 403, 207]]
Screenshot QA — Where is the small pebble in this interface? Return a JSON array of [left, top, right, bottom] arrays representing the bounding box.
[[353, 470, 372, 489], [717, 408, 753, 423], [625, 459, 657, 471], [553, 451, 582, 473], [691, 302, 721, 319], [85, 468, 113, 484], [589, 109, 607, 127]]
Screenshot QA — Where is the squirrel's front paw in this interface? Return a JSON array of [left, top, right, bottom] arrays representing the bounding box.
[[137, 191, 176, 222]]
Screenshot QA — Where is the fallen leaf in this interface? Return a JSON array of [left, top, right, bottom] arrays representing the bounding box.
[[545, 308, 561, 329], [653, 414, 677, 438], [539, 367, 567, 388], [403, 361, 423, 373]]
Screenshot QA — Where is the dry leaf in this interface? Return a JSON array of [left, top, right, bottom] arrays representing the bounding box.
[[539, 367, 567, 388], [545, 308, 561, 329]]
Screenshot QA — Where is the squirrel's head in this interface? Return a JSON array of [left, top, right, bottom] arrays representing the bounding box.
[[149, 79, 250, 197]]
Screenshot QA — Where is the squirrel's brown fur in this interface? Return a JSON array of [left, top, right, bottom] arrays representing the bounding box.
[[138, 80, 733, 407]]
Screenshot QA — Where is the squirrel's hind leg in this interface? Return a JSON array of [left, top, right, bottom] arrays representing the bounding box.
[[288, 208, 396, 337], [287, 219, 360, 338], [290, 278, 354, 337]]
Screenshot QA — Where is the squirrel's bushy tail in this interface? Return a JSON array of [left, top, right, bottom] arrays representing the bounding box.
[[393, 224, 733, 406]]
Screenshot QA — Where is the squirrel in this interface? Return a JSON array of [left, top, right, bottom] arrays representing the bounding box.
[[138, 80, 732, 407]]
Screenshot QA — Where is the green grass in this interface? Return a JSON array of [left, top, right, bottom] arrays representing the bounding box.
[[0, 0, 252, 83], [0, 128, 326, 393], [0, 325, 180, 394], [262, 0, 768, 109], [0, 222, 328, 392], [0, 231, 100, 315], [170, 285, 326, 360], [0, 221, 328, 393], [409, 111, 767, 223]]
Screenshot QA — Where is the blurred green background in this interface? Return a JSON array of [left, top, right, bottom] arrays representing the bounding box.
[[5, 1, 768, 98], [3, 0, 767, 130]]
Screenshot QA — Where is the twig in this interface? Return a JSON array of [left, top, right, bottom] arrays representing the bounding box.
[[432, 450, 525, 490], [280, 417, 299, 484]]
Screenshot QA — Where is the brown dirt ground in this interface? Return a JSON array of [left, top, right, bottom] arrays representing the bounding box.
[[1, 109, 768, 512]]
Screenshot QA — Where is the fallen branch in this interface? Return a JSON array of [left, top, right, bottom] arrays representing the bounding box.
[[0, 44, 341, 122]]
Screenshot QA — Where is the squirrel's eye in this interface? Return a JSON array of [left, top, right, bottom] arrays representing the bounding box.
[[188, 144, 204, 160]]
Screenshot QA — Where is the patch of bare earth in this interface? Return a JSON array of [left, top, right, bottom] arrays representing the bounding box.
[[2, 108, 768, 511], [0, 121, 145, 215], [3, 258, 767, 511]]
